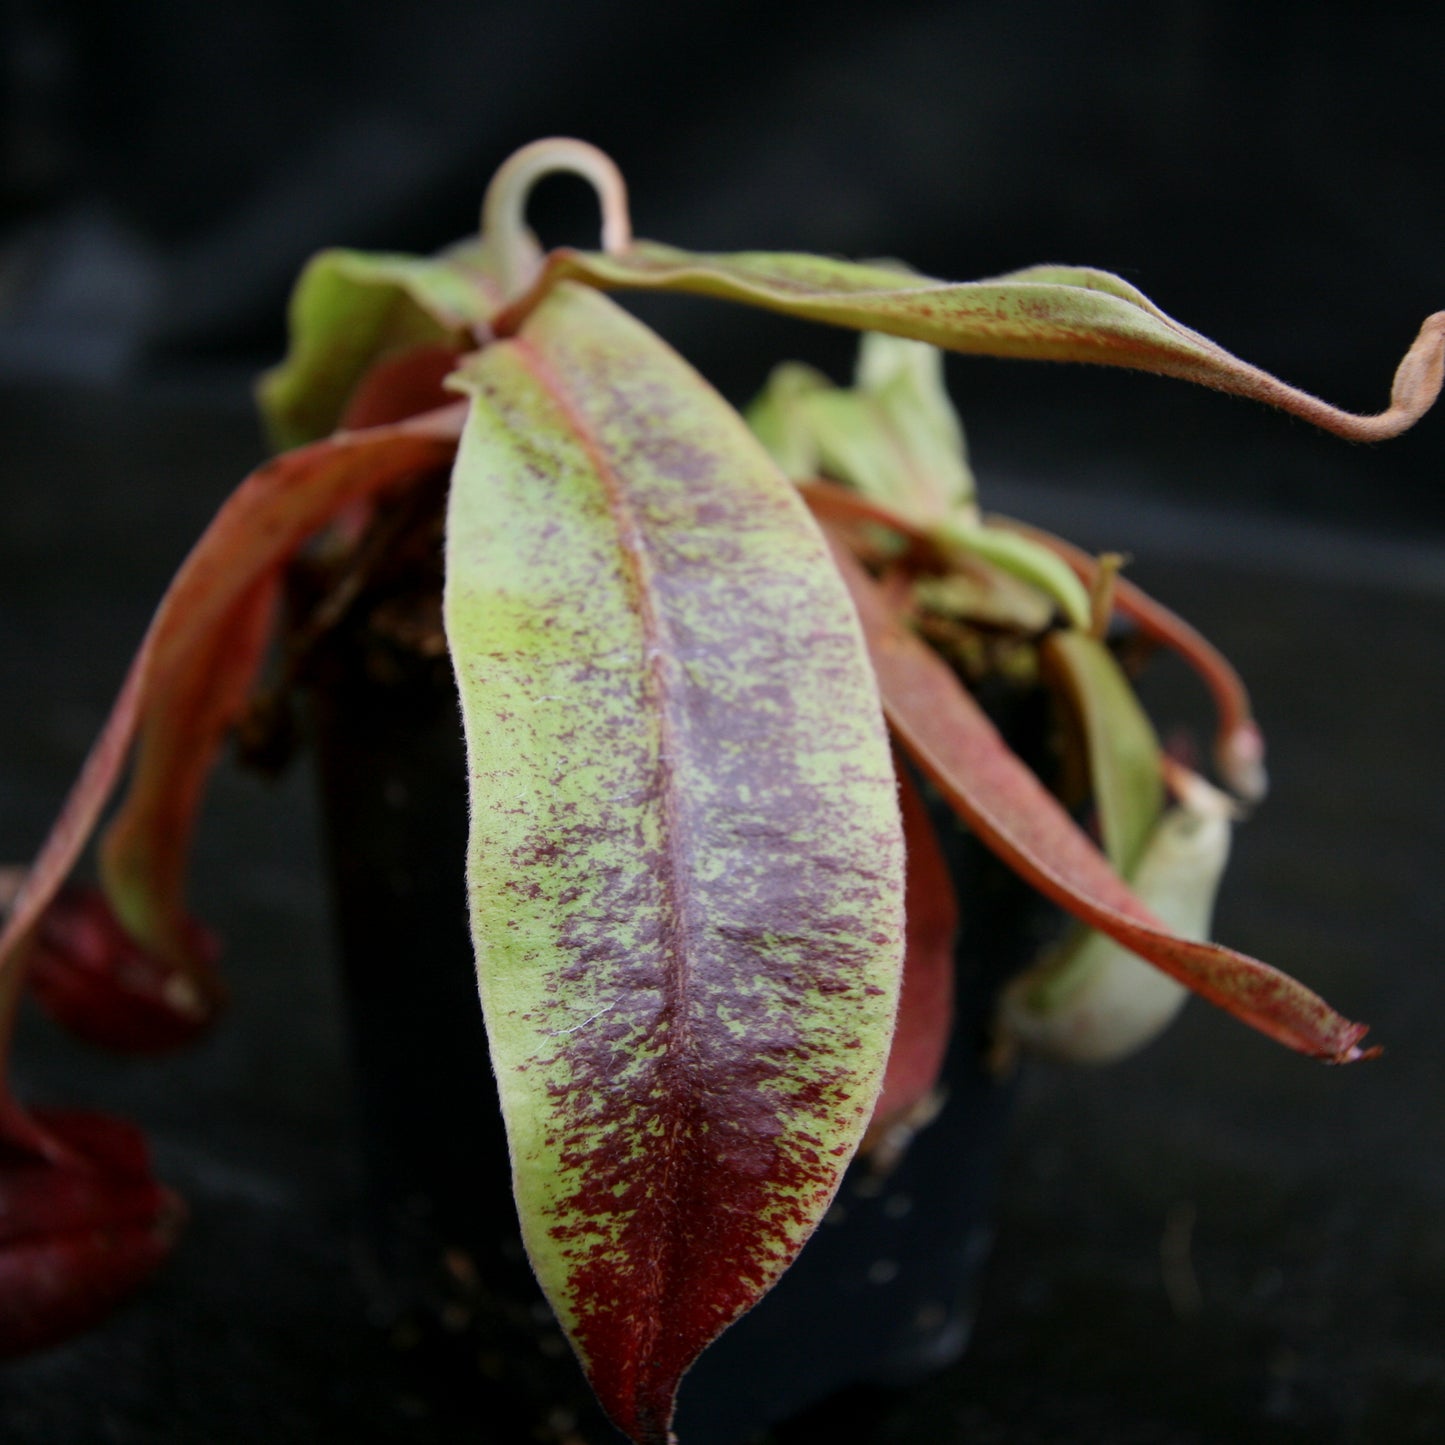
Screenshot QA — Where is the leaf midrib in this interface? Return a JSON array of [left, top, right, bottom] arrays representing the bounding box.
[[511, 333, 700, 1362]]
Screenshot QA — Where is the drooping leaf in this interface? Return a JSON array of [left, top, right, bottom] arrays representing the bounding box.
[[0, 409, 464, 1011], [993, 514, 1268, 800], [1001, 778, 1233, 1063], [444, 282, 904, 1445], [98, 573, 278, 993], [258, 245, 493, 449], [1041, 630, 1165, 876], [824, 535, 1375, 1064], [504, 243, 1445, 441], [862, 757, 958, 1164]]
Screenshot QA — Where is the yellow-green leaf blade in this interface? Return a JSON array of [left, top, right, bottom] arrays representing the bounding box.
[[1042, 631, 1165, 876], [509, 242, 1444, 441], [443, 284, 904, 1444], [258, 243, 495, 449]]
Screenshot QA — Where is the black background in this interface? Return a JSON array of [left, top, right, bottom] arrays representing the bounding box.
[[3, 4, 1445, 1442], [3, 0, 1443, 530]]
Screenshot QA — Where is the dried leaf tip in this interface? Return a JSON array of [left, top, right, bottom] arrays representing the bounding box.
[[1269, 308, 1445, 442], [1383, 310, 1445, 435], [1215, 720, 1268, 804], [1331, 1028, 1383, 1066]]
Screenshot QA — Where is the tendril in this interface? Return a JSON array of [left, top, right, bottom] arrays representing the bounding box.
[[480, 137, 632, 304]]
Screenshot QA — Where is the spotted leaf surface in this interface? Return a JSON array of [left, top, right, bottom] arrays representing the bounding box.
[[508, 243, 1445, 442], [443, 283, 904, 1444]]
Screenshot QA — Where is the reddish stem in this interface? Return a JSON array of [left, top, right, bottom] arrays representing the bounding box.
[[989, 515, 1267, 801]]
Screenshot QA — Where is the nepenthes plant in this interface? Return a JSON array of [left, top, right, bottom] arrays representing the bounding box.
[[0, 138, 1441, 1444]]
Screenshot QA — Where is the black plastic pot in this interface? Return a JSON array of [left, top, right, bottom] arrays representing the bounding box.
[[307, 578, 1055, 1445]]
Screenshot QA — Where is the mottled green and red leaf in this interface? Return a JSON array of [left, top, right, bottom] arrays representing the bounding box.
[[444, 283, 904, 1444]]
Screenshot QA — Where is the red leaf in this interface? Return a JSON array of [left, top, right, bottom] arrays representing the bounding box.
[[338, 342, 465, 431], [863, 758, 957, 1156], [826, 534, 1376, 1064], [0, 407, 464, 1009], [796, 477, 943, 565], [991, 515, 1268, 801]]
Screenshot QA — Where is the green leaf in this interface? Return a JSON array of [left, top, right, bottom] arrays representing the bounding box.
[[933, 518, 1092, 629], [257, 244, 494, 449], [443, 283, 904, 1445], [505, 242, 1445, 442], [751, 334, 1090, 625], [750, 333, 974, 525], [743, 360, 830, 480], [1041, 631, 1164, 876]]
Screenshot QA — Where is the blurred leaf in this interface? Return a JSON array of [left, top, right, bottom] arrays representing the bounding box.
[[0, 1109, 184, 1358], [934, 518, 1091, 628], [28, 883, 220, 1054], [258, 244, 493, 449], [1003, 789, 1231, 1063]]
